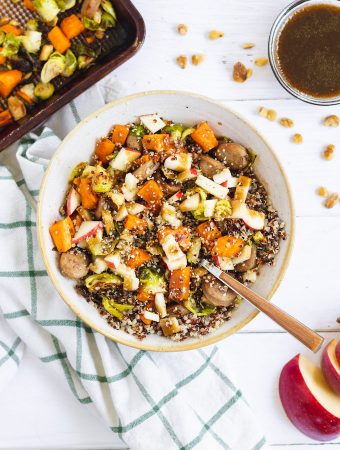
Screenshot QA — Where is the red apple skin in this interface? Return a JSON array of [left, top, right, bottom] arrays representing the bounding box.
[[279, 354, 340, 441], [336, 341, 340, 366], [322, 340, 340, 395]]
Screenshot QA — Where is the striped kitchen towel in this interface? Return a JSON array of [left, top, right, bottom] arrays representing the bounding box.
[[0, 79, 266, 450]]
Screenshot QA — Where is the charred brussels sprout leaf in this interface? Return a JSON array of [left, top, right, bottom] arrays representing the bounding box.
[[183, 295, 216, 316], [85, 273, 122, 291]]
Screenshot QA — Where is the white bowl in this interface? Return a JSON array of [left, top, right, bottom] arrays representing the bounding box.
[[37, 91, 295, 352]]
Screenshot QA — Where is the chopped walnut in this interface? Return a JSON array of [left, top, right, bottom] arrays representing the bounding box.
[[323, 115, 339, 127], [242, 42, 255, 49], [177, 24, 188, 35], [317, 186, 329, 197], [258, 107, 276, 121], [176, 55, 187, 69], [324, 193, 339, 209], [267, 109, 277, 121], [209, 30, 224, 40], [292, 133, 303, 144], [255, 57, 269, 66], [191, 54, 205, 66], [233, 62, 250, 83], [323, 144, 335, 160], [279, 117, 294, 128], [259, 106, 268, 118]]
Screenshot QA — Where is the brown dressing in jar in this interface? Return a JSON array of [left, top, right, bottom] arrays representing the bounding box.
[[277, 4, 340, 98]]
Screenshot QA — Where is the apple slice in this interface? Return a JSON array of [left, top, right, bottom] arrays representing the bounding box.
[[232, 245, 252, 265], [114, 205, 128, 221], [195, 174, 229, 199], [322, 339, 340, 395], [161, 203, 182, 228], [177, 168, 198, 183], [164, 153, 192, 172], [66, 188, 81, 216], [72, 221, 103, 244], [231, 200, 265, 230], [140, 114, 166, 133], [104, 253, 121, 269], [279, 354, 340, 441], [110, 148, 141, 171], [162, 255, 187, 271], [336, 341, 340, 365], [167, 191, 184, 204], [155, 293, 167, 318], [143, 311, 160, 322], [179, 193, 200, 212], [204, 199, 217, 218], [234, 176, 252, 202]]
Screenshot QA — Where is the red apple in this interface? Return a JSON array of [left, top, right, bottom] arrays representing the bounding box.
[[322, 340, 340, 395], [66, 188, 81, 216], [279, 354, 340, 441], [72, 221, 103, 244]]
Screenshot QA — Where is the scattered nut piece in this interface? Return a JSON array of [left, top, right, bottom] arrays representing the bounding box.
[[323, 115, 339, 127], [209, 30, 224, 40], [259, 106, 268, 118], [246, 68, 253, 79], [191, 54, 205, 66], [292, 133, 303, 144], [323, 144, 335, 160], [242, 42, 255, 49], [258, 107, 276, 121], [324, 193, 339, 209], [177, 24, 188, 35], [317, 186, 329, 197], [255, 57, 269, 66], [267, 109, 277, 122], [233, 62, 250, 83], [0, 17, 10, 26], [279, 117, 294, 128], [176, 55, 187, 69]]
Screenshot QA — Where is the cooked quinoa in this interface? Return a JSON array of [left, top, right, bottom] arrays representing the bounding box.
[[50, 116, 286, 341]]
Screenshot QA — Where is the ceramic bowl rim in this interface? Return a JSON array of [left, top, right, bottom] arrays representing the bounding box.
[[37, 90, 295, 352]]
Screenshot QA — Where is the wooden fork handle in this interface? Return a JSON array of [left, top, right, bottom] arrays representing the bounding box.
[[219, 271, 324, 352]]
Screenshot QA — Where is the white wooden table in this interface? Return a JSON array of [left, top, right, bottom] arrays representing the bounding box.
[[0, 0, 339, 448]]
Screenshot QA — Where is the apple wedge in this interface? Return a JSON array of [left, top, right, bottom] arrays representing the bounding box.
[[279, 354, 340, 441], [177, 168, 198, 183], [231, 200, 265, 230], [164, 153, 192, 172], [104, 253, 121, 269], [140, 114, 165, 133], [110, 148, 141, 171], [167, 191, 183, 204], [322, 339, 340, 395], [195, 174, 229, 199], [336, 341, 340, 365], [179, 193, 200, 212], [72, 221, 103, 244], [66, 188, 81, 216]]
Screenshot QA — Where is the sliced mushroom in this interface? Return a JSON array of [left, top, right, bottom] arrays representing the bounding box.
[[199, 154, 225, 178], [215, 143, 249, 170], [81, 0, 101, 18], [202, 274, 237, 306], [155, 175, 181, 197], [133, 159, 159, 182], [234, 246, 257, 273], [59, 250, 89, 280], [126, 134, 142, 151]]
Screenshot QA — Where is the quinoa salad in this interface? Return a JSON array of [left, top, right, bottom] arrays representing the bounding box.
[[49, 115, 286, 341]]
